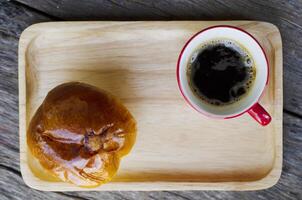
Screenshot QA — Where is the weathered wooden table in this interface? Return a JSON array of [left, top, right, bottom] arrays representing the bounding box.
[[0, 0, 301, 199]]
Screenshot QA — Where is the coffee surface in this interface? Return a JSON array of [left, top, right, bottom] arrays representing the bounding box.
[[187, 40, 256, 106]]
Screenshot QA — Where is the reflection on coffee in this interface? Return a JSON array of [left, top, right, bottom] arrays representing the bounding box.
[[187, 40, 256, 106]]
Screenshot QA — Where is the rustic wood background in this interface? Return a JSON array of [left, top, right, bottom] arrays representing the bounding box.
[[0, 0, 301, 199]]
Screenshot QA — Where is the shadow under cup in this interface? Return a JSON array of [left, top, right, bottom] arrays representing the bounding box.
[[177, 25, 270, 125]]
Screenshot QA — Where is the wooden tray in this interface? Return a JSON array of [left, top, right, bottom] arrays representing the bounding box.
[[18, 21, 283, 191]]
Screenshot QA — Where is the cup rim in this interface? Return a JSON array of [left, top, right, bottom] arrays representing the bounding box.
[[176, 25, 269, 119]]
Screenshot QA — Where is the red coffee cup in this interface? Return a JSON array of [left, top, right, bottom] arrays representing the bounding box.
[[177, 25, 271, 126]]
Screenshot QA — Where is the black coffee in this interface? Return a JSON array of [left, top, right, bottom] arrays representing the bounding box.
[[187, 40, 256, 106]]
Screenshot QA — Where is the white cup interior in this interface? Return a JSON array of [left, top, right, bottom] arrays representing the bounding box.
[[178, 26, 268, 118]]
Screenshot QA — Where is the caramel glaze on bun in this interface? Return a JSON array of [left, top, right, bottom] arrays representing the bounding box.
[[27, 82, 136, 187]]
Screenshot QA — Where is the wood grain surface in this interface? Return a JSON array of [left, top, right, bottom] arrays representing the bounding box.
[[12, 0, 302, 116], [18, 21, 282, 191], [0, 0, 301, 199]]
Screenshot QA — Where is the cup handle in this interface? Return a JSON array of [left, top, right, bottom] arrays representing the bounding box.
[[247, 103, 271, 126]]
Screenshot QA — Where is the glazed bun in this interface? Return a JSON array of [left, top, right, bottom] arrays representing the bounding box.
[[27, 82, 136, 187]]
